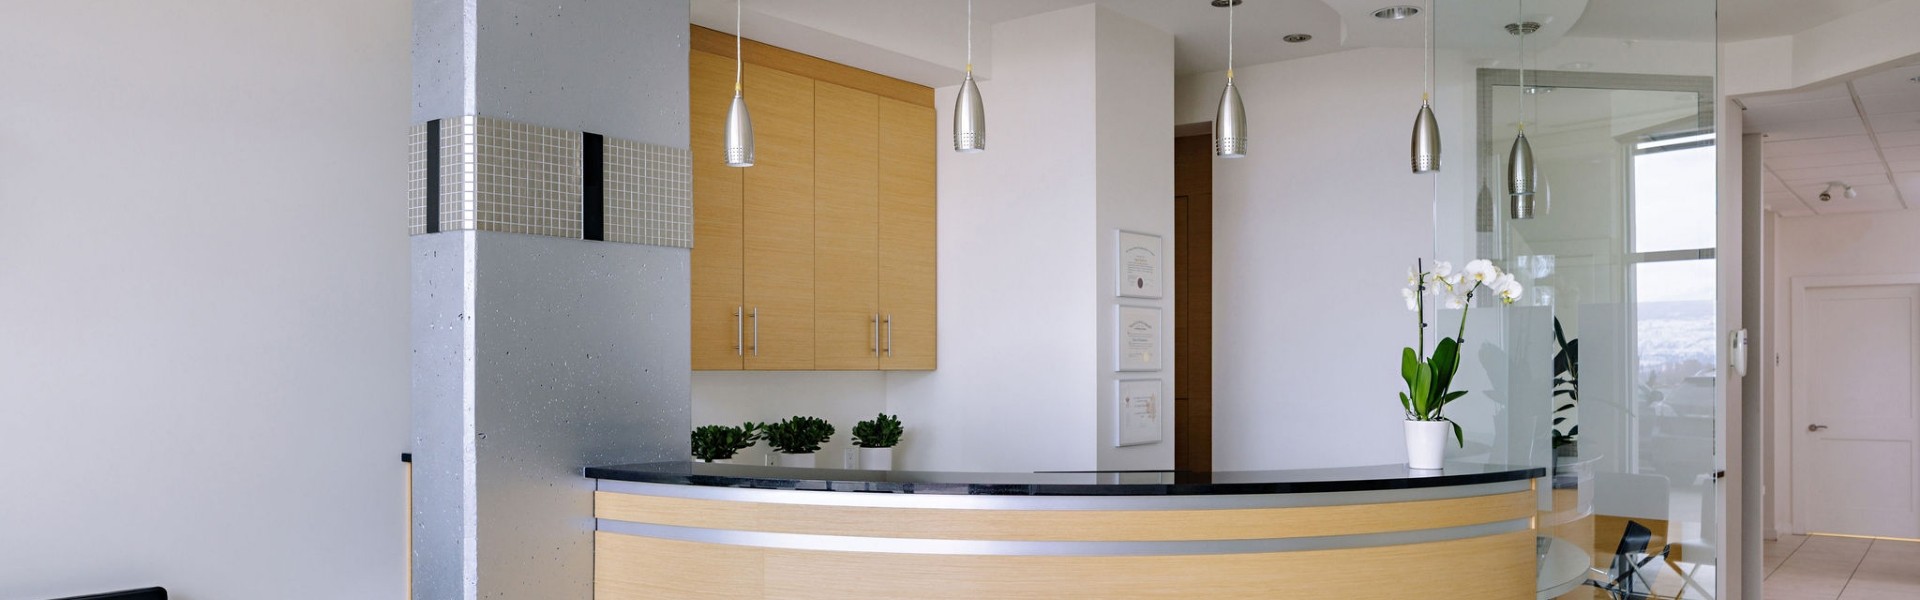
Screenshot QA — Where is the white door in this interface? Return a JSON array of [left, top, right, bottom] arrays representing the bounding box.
[[1793, 282, 1920, 538]]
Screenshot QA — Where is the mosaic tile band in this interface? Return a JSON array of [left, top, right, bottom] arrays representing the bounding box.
[[407, 116, 692, 248]]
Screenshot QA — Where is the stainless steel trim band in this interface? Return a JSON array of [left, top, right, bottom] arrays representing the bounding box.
[[595, 517, 1532, 556], [594, 478, 1533, 510]]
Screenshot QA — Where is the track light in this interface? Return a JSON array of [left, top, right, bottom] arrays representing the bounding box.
[[1819, 182, 1857, 202]]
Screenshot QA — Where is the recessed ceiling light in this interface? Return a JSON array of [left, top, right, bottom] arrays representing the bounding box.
[[1524, 86, 1556, 95], [1372, 6, 1421, 19], [1559, 61, 1593, 71], [1211, 0, 1241, 7], [1910, 75, 1920, 84], [1284, 34, 1313, 43]]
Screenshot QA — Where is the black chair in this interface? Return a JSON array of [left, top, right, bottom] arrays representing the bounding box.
[[1584, 520, 1672, 600], [51, 588, 166, 600]]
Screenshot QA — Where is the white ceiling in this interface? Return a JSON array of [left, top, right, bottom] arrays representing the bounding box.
[[1717, 0, 1895, 42], [690, 1, 1903, 98], [692, 0, 1354, 87], [1743, 60, 1920, 217]]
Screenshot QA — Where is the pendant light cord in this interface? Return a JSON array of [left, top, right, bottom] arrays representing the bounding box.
[[966, 0, 973, 73], [1423, 0, 1432, 102], [1516, 0, 1525, 132], [1227, 0, 1235, 80], [734, 0, 743, 93]]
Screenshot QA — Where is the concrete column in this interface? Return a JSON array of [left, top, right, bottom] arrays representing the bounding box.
[[410, 2, 691, 598]]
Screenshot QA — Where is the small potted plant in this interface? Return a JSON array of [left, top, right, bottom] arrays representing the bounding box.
[[763, 416, 834, 468], [1400, 259, 1522, 470], [690, 422, 762, 463], [850, 413, 903, 470]]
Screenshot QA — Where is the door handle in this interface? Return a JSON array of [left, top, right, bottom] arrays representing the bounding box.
[[735, 306, 744, 356], [1808, 424, 1829, 432], [750, 307, 759, 356], [871, 313, 880, 356], [883, 314, 893, 358]]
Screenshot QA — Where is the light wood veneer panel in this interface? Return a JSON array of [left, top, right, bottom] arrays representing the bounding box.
[[594, 490, 1533, 542], [691, 26, 933, 108], [812, 82, 881, 370], [741, 63, 816, 370], [595, 530, 1535, 599], [877, 98, 937, 370], [690, 50, 746, 370]]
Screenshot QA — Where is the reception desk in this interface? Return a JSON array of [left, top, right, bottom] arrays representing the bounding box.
[[583, 462, 1546, 599]]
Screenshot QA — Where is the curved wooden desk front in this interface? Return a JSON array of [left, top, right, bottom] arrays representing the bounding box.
[[586, 462, 1544, 599]]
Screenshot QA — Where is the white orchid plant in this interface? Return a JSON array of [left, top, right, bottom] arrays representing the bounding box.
[[1400, 259, 1524, 446]]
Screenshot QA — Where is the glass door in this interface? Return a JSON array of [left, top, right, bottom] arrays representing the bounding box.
[[1434, 2, 1722, 597]]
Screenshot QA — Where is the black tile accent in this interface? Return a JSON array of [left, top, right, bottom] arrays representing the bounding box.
[[425, 119, 442, 234], [582, 461, 1547, 497], [50, 588, 167, 600], [582, 131, 605, 241]]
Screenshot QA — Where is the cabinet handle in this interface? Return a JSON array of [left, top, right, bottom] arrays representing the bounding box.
[[884, 314, 893, 357], [872, 313, 880, 356], [751, 307, 759, 356], [734, 306, 744, 356]]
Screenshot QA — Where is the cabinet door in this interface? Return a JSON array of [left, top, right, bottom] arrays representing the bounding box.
[[813, 82, 881, 370], [742, 64, 816, 370], [690, 51, 744, 371], [878, 98, 937, 370]]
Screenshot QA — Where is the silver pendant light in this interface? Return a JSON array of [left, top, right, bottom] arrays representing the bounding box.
[[724, 0, 754, 168], [1410, 1, 1439, 173], [1506, 15, 1539, 218], [1213, 0, 1247, 158], [954, 0, 986, 153]]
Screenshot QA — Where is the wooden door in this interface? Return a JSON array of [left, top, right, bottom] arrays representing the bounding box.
[[742, 64, 816, 370], [690, 51, 745, 370], [814, 82, 881, 370], [877, 98, 936, 371], [1794, 282, 1920, 538], [1173, 135, 1212, 473]]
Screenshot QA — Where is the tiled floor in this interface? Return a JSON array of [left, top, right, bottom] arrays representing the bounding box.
[[1764, 534, 1920, 599]]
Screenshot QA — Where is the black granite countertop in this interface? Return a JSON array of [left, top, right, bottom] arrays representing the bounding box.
[[583, 461, 1545, 496]]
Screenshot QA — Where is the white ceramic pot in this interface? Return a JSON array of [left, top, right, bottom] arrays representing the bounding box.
[[859, 447, 894, 471], [1405, 420, 1450, 470], [775, 452, 816, 468]]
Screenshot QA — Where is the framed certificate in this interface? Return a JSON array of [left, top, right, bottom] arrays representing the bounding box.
[[1116, 230, 1164, 298], [1115, 305, 1162, 372], [1115, 379, 1164, 446]]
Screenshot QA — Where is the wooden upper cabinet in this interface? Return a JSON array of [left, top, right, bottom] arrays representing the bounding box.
[[689, 29, 935, 372], [878, 98, 937, 371], [690, 51, 745, 371], [813, 83, 881, 370], [741, 63, 816, 371]]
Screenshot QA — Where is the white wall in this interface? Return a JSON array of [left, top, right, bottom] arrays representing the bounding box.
[[0, 1, 409, 598], [1092, 8, 1175, 471], [1176, 48, 1438, 470], [892, 6, 1103, 473]]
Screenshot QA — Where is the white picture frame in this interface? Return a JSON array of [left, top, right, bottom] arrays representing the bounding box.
[[1115, 379, 1164, 447], [1115, 230, 1164, 299], [1115, 305, 1163, 372]]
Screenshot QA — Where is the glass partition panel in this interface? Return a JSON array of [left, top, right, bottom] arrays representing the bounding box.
[[1434, 1, 1719, 597]]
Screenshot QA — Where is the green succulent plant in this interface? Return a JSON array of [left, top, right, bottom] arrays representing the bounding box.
[[851, 413, 903, 448], [690, 422, 763, 462], [763, 416, 835, 454]]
